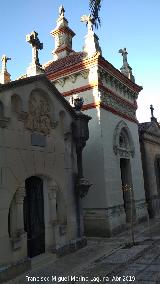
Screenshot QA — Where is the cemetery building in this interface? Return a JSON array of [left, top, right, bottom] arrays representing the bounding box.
[[44, 7, 147, 237], [139, 108, 160, 218], [0, 31, 91, 276], [0, 4, 159, 279]]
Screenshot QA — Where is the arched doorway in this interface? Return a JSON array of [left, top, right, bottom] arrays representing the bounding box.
[[113, 121, 136, 223], [24, 176, 45, 258]]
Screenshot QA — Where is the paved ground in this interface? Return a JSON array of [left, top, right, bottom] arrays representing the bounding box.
[[6, 219, 160, 284]]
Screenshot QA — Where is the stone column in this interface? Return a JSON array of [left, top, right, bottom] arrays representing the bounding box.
[[48, 186, 57, 224], [15, 187, 26, 235]]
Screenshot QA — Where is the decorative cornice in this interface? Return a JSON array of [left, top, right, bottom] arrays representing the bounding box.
[[98, 69, 138, 102], [51, 26, 75, 37], [99, 84, 137, 110], [98, 56, 142, 93], [100, 103, 138, 124], [141, 132, 160, 145]]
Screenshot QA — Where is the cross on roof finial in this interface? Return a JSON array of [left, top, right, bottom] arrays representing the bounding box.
[[59, 5, 65, 18], [81, 14, 94, 32], [150, 104, 154, 118], [1, 55, 11, 72], [26, 31, 43, 66], [119, 48, 128, 66]]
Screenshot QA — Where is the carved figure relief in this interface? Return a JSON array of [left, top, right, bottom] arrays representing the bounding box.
[[26, 92, 52, 135]]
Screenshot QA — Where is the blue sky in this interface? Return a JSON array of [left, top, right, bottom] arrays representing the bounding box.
[[0, 0, 159, 122]]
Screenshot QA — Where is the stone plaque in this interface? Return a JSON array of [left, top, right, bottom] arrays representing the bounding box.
[[31, 133, 46, 147]]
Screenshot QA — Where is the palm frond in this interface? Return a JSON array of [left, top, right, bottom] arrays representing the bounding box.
[[89, 0, 102, 28]]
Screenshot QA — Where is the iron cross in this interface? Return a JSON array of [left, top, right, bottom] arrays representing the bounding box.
[[26, 31, 43, 66], [150, 104, 154, 118]]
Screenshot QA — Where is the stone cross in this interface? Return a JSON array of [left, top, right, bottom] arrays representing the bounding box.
[[59, 5, 65, 18], [119, 48, 128, 66], [150, 104, 154, 118], [81, 14, 94, 32], [26, 31, 43, 66], [1, 55, 11, 72]]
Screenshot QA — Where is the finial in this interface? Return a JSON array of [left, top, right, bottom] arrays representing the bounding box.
[[59, 5, 65, 18], [119, 47, 135, 82], [1, 55, 11, 72], [119, 48, 128, 66], [150, 104, 154, 118], [81, 14, 94, 33]]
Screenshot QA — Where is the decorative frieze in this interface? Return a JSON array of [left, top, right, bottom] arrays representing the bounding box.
[[54, 69, 89, 87], [98, 67, 138, 102], [101, 92, 136, 120]]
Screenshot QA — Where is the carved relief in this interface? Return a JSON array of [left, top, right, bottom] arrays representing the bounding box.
[[25, 92, 52, 135], [101, 92, 136, 120]]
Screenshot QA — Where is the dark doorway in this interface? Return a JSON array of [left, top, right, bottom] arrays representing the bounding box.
[[120, 158, 136, 223], [24, 176, 45, 258]]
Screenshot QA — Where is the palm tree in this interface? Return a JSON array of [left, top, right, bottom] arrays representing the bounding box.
[[89, 0, 102, 28]]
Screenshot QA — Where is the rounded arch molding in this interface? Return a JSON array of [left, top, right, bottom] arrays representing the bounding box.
[[113, 120, 135, 158]]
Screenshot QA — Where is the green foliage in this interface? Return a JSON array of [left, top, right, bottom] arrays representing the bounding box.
[[89, 0, 102, 28]]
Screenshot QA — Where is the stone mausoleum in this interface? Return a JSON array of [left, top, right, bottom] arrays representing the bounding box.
[[1, 4, 160, 280], [44, 6, 148, 236]]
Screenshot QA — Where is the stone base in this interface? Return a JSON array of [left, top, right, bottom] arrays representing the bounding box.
[[53, 237, 87, 257], [84, 201, 148, 237], [148, 196, 160, 218], [0, 258, 31, 283]]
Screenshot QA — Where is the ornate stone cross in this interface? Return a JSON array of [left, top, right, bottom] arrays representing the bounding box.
[[81, 14, 94, 32], [1, 55, 11, 72], [119, 48, 128, 66], [150, 104, 154, 118], [26, 31, 43, 66]]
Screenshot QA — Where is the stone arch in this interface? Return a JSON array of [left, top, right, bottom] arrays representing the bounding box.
[[7, 174, 66, 258], [113, 120, 135, 158], [11, 94, 22, 115]]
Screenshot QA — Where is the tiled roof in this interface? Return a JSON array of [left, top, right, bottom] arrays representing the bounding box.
[[44, 52, 85, 75]]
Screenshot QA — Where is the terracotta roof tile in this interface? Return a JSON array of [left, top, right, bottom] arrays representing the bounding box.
[[44, 52, 85, 74]]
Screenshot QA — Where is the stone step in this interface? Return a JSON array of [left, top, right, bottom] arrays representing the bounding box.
[[31, 252, 56, 270]]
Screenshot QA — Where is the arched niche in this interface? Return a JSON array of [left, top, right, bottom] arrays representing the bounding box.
[[11, 94, 22, 115], [113, 120, 135, 158]]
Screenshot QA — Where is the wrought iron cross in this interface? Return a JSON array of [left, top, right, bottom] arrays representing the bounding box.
[[119, 48, 128, 65], [150, 104, 154, 118], [1, 55, 11, 72], [26, 31, 43, 66], [59, 5, 65, 18]]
